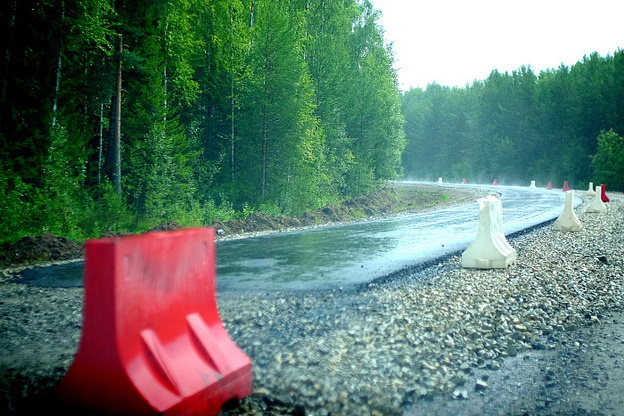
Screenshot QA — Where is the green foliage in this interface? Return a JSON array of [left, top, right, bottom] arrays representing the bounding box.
[[401, 51, 624, 186], [1, 0, 407, 243], [200, 197, 239, 224], [88, 181, 135, 234], [256, 202, 282, 218], [38, 126, 92, 241], [339, 0, 406, 195], [0, 171, 38, 243], [592, 130, 624, 191]]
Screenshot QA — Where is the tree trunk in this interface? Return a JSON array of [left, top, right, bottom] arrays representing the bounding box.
[[230, 10, 236, 179], [231, 68, 236, 179], [98, 102, 104, 187], [261, 117, 267, 198], [163, 16, 168, 121], [51, 51, 62, 129], [0, 0, 17, 132], [250, 0, 255, 29], [112, 34, 122, 195], [51, 3, 65, 131]]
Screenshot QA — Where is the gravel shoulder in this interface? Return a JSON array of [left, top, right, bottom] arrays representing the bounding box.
[[1, 188, 623, 416]]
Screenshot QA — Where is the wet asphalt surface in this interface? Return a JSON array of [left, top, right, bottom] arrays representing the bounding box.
[[216, 184, 570, 291], [15, 184, 570, 291]]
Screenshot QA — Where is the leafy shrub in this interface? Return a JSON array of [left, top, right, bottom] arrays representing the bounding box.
[[592, 129, 624, 192], [0, 172, 38, 243]]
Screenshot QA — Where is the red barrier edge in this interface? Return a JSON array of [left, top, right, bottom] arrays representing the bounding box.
[[562, 181, 570, 191], [601, 184, 610, 202], [57, 228, 252, 415]]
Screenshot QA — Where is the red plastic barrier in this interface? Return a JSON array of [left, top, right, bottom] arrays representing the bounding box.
[[462, 178, 467, 184], [57, 228, 252, 415], [546, 181, 553, 190], [601, 184, 610, 202], [562, 181, 570, 191], [492, 179, 498, 185]]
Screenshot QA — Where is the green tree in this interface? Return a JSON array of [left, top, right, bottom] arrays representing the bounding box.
[[190, 0, 251, 200], [236, 0, 323, 213], [302, 0, 359, 196], [341, 0, 405, 194], [592, 129, 624, 192], [122, 0, 201, 223]]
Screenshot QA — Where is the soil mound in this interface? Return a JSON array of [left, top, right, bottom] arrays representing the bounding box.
[[147, 221, 183, 232], [0, 232, 83, 265]]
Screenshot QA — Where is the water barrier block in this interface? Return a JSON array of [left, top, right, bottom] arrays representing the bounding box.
[[57, 228, 252, 415], [553, 191, 581, 232], [462, 196, 517, 269], [529, 180, 536, 189], [587, 182, 596, 197], [546, 181, 553, 190], [562, 181, 570, 191], [586, 186, 607, 213], [601, 184, 610, 202]]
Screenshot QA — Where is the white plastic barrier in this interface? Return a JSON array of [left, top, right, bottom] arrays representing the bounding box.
[[586, 185, 606, 213], [529, 180, 536, 189], [553, 191, 581, 231], [462, 196, 517, 269], [437, 177, 443, 184], [586, 182, 596, 197]]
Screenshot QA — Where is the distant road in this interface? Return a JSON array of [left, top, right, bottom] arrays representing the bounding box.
[[216, 183, 572, 291]]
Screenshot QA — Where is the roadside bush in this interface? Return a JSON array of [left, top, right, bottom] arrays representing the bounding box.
[[592, 129, 624, 192], [0, 172, 38, 243]]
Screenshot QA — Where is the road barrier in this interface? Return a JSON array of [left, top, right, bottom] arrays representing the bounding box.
[[562, 181, 570, 191], [462, 178, 467, 184], [438, 177, 444, 184], [493, 179, 499, 185], [546, 181, 553, 190], [57, 228, 252, 415], [553, 191, 581, 232], [529, 180, 536, 189], [462, 196, 517, 269], [601, 184, 610, 202], [586, 185, 607, 213], [587, 182, 596, 197]]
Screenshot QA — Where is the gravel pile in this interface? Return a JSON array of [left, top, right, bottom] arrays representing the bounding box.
[[218, 192, 624, 415], [1, 191, 622, 415]]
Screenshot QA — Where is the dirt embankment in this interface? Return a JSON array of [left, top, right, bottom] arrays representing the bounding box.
[[210, 184, 469, 236], [0, 184, 483, 267]]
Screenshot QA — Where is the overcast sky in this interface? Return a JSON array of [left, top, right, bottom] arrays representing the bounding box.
[[372, 0, 624, 90]]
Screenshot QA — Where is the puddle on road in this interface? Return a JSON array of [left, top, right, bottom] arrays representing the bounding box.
[[14, 261, 84, 288]]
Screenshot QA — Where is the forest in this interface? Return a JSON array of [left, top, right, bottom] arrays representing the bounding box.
[[2, 1, 623, 246], [0, 0, 405, 243], [401, 50, 624, 190]]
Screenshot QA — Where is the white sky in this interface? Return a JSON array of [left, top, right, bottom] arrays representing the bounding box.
[[372, 0, 624, 90]]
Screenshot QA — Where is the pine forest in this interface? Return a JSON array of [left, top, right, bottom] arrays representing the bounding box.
[[401, 52, 624, 190], [0, 0, 405, 242], [1, 0, 623, 245]]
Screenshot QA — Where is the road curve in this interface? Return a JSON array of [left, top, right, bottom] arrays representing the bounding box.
[[216, 183, 574, 291]]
